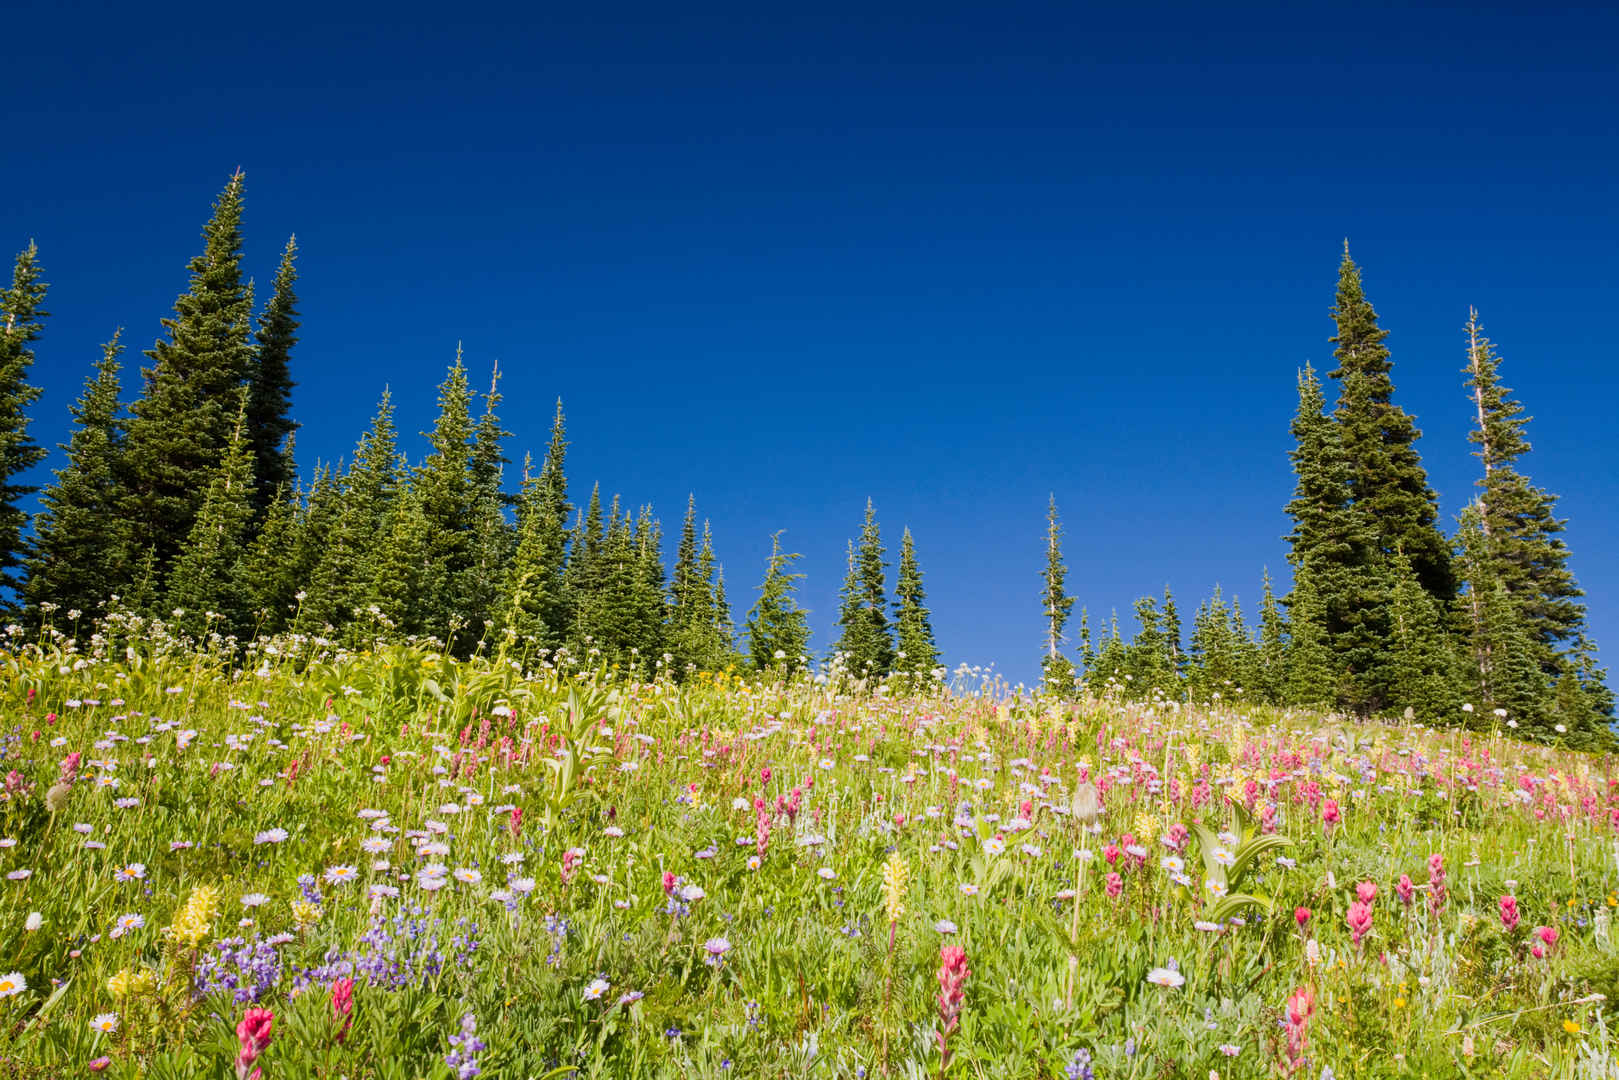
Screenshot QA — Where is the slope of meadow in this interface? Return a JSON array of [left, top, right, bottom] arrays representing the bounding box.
[[1, 635, 1617, 1079]]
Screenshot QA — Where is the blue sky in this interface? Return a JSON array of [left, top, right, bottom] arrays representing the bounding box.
[[6, 1, 1616, 686]]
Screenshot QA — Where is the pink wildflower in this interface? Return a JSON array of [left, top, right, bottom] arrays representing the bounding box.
[[1396, 874, 1414, 906], [1499, 895, 1520, 932], [1347, 900, 1373, 946], [234, 1007, 274, 1080], [330, 978, 354, 1042], [935, 946, 971, 1072]]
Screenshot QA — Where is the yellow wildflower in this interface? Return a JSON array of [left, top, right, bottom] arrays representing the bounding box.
[[881, 852, 908, 924], [1564, 1019, 1581, 1035], [163, 884, 220, 949], [107, 968, 157, 998], [292, 900, 321, 930]]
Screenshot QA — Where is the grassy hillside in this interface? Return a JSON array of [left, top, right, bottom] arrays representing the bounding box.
[[1, 632, 1616, 1078]]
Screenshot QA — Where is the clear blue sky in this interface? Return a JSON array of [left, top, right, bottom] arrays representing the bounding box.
[[6, 1, 1616, 686]]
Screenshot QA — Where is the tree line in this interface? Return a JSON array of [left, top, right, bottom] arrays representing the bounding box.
[[0, 174, 942, 681], [1038, 246, 1614, 748]]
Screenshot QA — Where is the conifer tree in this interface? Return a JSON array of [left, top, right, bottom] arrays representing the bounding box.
[[415, 350, 477, 648], [370, 479, 431, 638], [696, 524, 737, 669], [25, 332, 128, 622], [1284, 575, 1336, 708], [746, 531, 810, 674], [892, 527, 939, 678], [671, 494, 701, 629], [1087, 612, 1128, 696], [463, 366, 514, 642], [1256, 569, 1288, 705], [1285, 362, 1390, 712], [501, 400, 572, 650], [1040, 495, 1075, 691], [1455, 502, 1551, 734], [630, 505, 668, 666], [1386, 553, 1459, 723], [0, 242, 50, 602], [832, 500, 894, 676], [234, 478, 299, 634], [287, 464, 340, 618], [1123, 595, 1171, 696], [248, 235, 299, 511], [1328, 245, 1452, 602], [1462, 310, 1588, 665], [124, 172, 257, 575], [300, 392, 403, 636], [1076, 607, 1095, 681], [166, 393, 256, 639], [1228, 597, 1263, 701]]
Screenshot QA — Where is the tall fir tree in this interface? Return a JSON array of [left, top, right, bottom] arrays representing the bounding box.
[[165, 393, 256, 639], [1256, 569, 1288, 705], [463, 365, 514, 642], [1284, 362, 1391, 713], [1040, 495, 1076, 691], [233, 475, 299, 634], [892, 526, 939, 678], [746, 531, 811, 674], [1386, 552, 1460, 723], [1462, 310, 1589, 667], [501, 400, 572, 648], [247, 235, 299, 512], [369, 478, 431, 638], [414, 350, 478, 648], [1328, 244, 1452, 602], [124, 172, 257, 577], [832, 499, 894, 675], [25, 331, 128, 622], [1161, 585, 1184, 684], [0, 242, 50, 603]]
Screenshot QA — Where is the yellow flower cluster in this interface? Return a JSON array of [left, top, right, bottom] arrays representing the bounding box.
[[881, 852, 908, 924], [292, 900, 322, 931], [107, 967, 157, 998], [1133, 812, 1160, 846], [163, 884, 220, 949]]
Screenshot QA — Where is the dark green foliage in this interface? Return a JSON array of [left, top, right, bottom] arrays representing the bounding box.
[[1284, 362, 1392, 713], [248, 236, 299, 512], [1327, 246, 1452, 603], [1462, 311, 1587, 666], [369, 479, 431, 637], [500, 401, 573, 652], [462, 366, 515, 642], [1386, 553, 1460, 723], [1284, 574, 1337, 709], [124, 172, 257, 576], [666, 499, 735, 674], [414, 350, 478, 648], [1122, 595, 1173, 695], [165, 394, 256, 638], [831, 499, 894, 676], [746, 531, 811, 674], [892, 526, 939, 678], [1256, 570, 1287, 704], [234, 479, 299, 634], [25, 332, 128, 623], [1040, 496, 1075, 691], [0, 242, 50, 601]]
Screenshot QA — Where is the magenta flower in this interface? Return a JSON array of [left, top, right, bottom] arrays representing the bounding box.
[[1499, 895, 1520, 932]]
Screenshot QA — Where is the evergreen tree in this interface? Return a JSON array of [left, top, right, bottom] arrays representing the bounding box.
[[1462, 310, 1589, 667], [1284, 574, 1337, 708], [124, 172, 257, 576], [165, 394, 256, 639], [1040, 495, 1076, 691], [25, 331, 128, 623], [300, 391, 403, 637], [1188, 586, 1239, 701], [1076, 607, 1095, 681], [247, 235, 299, 511], [1386, 553, 1460, 723], [1456, 502, 1551, 734], [1285, 362, 1391, 713], [234, 478, 299, 634], [671, 494, 701, 631], [1328, 245, 1452, 601], [832, 499, 894, 675], [1161, 586, 1184, 684], [463, 366, 514, 643], [1123, 595, 1171, 696], [746, 531, 811, 674], [1228, 597, 1263, 702], [415, 350, 477, 648], [1087, 612, 1128, 696], [1256, 569, 1288, 705], [370, 478, 431, 638], [501, 400, 572, 649], [0, 242, 50, 602], [892, 526, 939, 678]]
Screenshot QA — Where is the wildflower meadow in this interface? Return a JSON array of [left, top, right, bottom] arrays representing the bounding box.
[[2, 628, 1618, 1078]]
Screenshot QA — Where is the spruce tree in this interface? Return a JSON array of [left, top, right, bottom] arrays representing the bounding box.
[[1040, 495, 1076, 691], [1285, 362, 1390, 713], [370, 478, 431, 638], [1256, 569, 1288, 705], [25, 331, 128, 623], [892, 527, 939, 678], [832, 499, 894, 676], [234, 478, 299, 634], [1284, 574, 1337, 708], [124, 172, 257, 576], [463, 366, 514, 643], [415, 350, 477, 648], [0, 242, 50, 602], [1462, 310, 1588, 665], [1161, 586, 1185, 684], [671, 494, 700, 630], [1386, 553, 1460, 723], [746, 531, 811, 674], [287, 463, 340, 618], [165, 394, 256, 639], [501, 400, 571, 649], [247, 235, 299, 511], [1123, 595, 1170, 696], [1328, 244, 1452, 601], [1455, 502, 1551, 734]]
